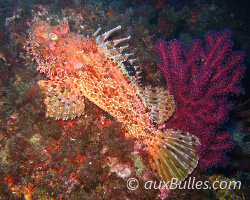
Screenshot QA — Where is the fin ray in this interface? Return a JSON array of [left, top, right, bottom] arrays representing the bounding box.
[[38, 77, 85, 120], [148, 129, 200, 182], [144, 86, 175, 124], [95, 26, 146, 105]]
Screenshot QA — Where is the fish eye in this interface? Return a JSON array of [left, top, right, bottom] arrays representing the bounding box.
[[49, 33, 58, 41]]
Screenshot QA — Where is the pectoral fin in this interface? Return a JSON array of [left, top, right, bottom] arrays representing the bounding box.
[[38, 77, 85, 120]]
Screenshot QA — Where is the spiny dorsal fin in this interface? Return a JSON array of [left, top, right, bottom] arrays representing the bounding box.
[[143, 86, 175, 124], [94, 26, 136, 79], [38, 77, 85, 120], [93, 25, 145, 101], [148, 129, 200, 182]]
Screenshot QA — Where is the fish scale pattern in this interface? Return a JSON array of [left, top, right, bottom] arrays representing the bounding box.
[[29, 20, 200, 182]]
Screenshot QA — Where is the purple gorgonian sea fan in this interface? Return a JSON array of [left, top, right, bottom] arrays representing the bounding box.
[[156, 30, 246, 169]]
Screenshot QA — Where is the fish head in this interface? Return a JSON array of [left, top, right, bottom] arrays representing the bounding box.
[[30, 22, 70, 49], [29, 21, 78, 77], [29, 21, 99, 78]]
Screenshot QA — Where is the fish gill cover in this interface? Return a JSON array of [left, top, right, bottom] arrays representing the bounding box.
[[0, 0, 249, 200]]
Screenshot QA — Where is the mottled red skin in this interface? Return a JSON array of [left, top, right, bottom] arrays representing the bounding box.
[[30, 22, 98, 78], [29, 21, 200, 184], [29, 21, 152, 138]]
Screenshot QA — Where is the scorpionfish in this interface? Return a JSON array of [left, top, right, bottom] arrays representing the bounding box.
[[28, 20, 200, 182]]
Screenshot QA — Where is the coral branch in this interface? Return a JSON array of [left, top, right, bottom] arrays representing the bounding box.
[[156, 30, 245, 169]]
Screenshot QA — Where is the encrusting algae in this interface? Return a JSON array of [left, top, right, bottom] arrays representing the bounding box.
[[28, 19, 200, 182]]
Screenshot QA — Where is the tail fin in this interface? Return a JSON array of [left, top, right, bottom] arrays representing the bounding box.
[[147, 129, 200, 182]]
